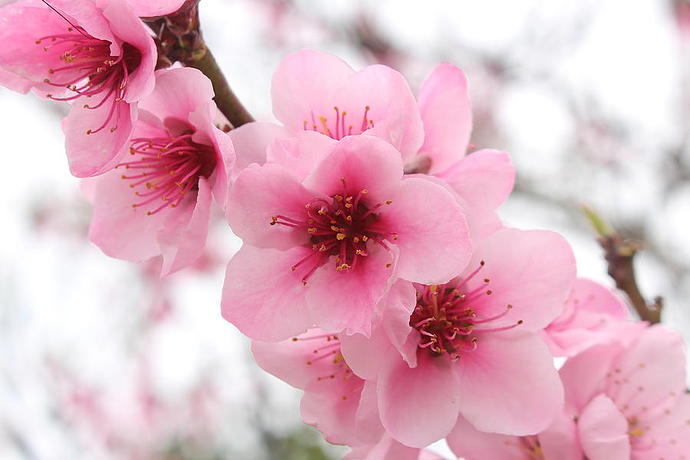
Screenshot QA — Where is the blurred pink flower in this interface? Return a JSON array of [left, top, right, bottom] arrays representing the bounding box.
[[340, 228, 576, 447], [544, 277, 645, 357], [252, 329, 382, 447], [447, 325, 690, 460], [223, 134, 471, 341], [86, 67, 233, 276], [0, 0, 156, 177]]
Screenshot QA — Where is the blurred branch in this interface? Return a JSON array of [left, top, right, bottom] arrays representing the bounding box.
[[145, 0, 254, 128], [582, 205, 662, 324]]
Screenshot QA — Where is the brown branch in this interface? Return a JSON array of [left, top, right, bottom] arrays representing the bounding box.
[[582, 206, 662, 323], [144, 0, 254, 128]]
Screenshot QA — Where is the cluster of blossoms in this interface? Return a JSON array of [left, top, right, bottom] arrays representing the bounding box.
[[1, 1, 689, 458]]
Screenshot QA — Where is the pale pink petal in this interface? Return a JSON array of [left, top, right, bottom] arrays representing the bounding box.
[[346, 435, 423, 460], [229, 121, 291, 176], [139, 67, 214, 121], [339, 328, 396, 381], [127, 0, 186, 17], [379, 281, 419, 368], [226, 163, 316, 250], [578, 394, 630, 460], [634, 393, 690, 459], [221, 245, 313, 341], [272, 49, 354, 131], [88, 169, 172, 262], [558, 343, 622, 412], [378, 351, 461, 447], [251, 329, 340, 390], [570, 278, 628, 319], [187, 101, 235, 209], [50, 0, 115, 45], [304, 135, 404, 205], [339, 64, 424, 158], [538, 410, 584, 460], [63, 99, 135, 177], [354, 381, 385, 445], [0, 0, 85, 94], [447, 416, 525, 460], [158, 176, 212, 276], [267, 130, 337, 181], [417, 63, 472, 174], [301, 377, 364, 445], [437, 149, 515, 213], [456, 331, 564, 435], [101, 0, 156, 101], [465, 228, 576, 332], [306, 244, 397, 336], [608, 324, 686, 416], [380, 176, 472, 284]]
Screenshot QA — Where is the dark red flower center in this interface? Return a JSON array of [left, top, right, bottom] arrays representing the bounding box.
[[117, 133, 216, 215], [36, 25, 141, 135], [303, 106, 374, 140], [271, 179, 395, 284], [410, 261, 522, 360]]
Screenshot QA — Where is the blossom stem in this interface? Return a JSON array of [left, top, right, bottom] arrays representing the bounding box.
[[582, 205, 662, 324]]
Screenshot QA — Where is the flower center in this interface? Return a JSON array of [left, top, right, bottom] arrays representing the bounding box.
[[117, 133, 216, 215], [303, 106, 374, 140], [410, 261, 522, 360], [36, 25, 141, 135], [271, 179, 395, 284]]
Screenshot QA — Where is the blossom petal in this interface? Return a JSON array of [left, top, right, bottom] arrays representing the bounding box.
[[221, 245, 313, 341], [447, 416, 525, 460], [63, 99, 134, 177], [272, 49, 354, 131], [306, 244, 397, 336], [578, 394, 630, 460], [251, 329, 341, 390], [417, 63, 472, 174], [226, 163, 316, 250], [158, 176, 212, 276], [456, 331, 564, 435], [464, 228, 576, 331], [378, 351, 461, 447], [437, 149, 515, 214], [381, 176, 472, 284], [304, 134, 404, 205]]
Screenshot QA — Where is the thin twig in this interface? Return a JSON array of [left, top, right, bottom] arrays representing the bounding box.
[[582, 205, 662, 323]]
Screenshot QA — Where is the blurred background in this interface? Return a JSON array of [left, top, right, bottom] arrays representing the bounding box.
[[2, 0, 690, 458]]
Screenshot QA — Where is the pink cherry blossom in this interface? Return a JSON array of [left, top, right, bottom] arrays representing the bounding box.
[[252, 329, 383, 447], [223, 134, 472, 341], [544, 277, 645, 357], [87, 67, 233, 276], [561, 324, 690, 460], [447, 325, 690, 460], [0, 0, 156, 177], [340, 228, 576, 447]]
